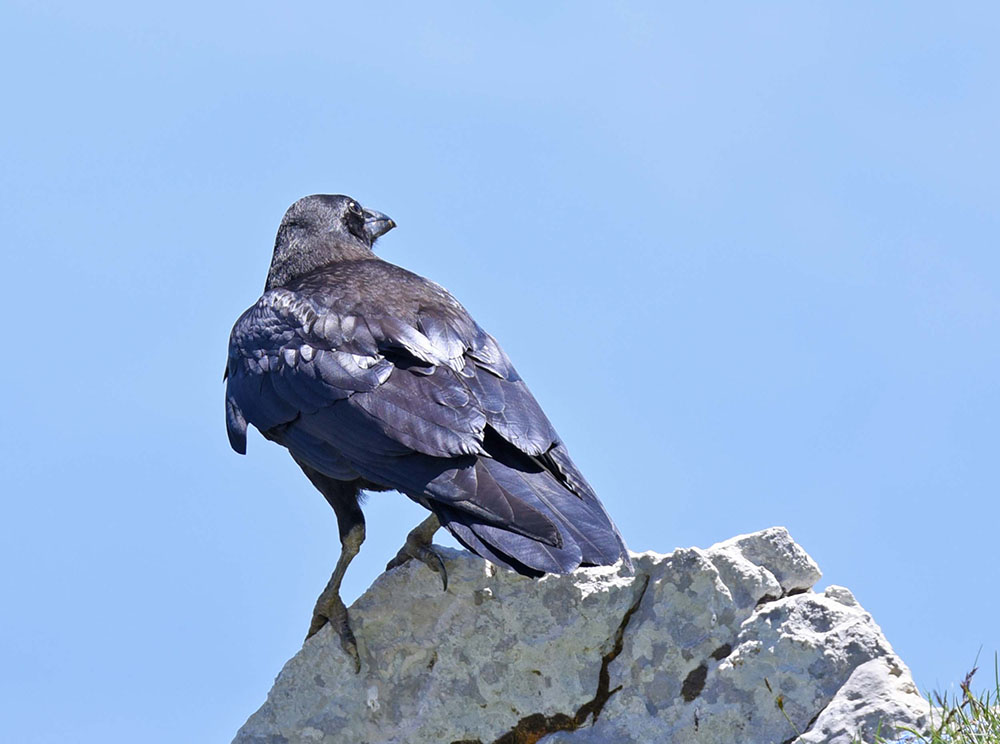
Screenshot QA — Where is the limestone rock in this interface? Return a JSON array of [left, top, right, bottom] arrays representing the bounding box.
[[233, 527, 929, 744]]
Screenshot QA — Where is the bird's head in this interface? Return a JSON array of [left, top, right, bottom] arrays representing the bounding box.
[[265, 194, 396, 290]]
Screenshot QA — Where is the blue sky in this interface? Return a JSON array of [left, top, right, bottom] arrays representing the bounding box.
[[1, 2, 997, 741]]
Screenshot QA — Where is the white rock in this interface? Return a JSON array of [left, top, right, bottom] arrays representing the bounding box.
[[797, 657, 929, 744], [825, 585, 860, 607], [233, 527, 929, 744]]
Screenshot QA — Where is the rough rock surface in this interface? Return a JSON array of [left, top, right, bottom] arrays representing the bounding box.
[[233, 527, 929, 744]]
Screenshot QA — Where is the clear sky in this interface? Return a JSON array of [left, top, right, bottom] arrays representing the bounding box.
[[1, 2, 997, 741]]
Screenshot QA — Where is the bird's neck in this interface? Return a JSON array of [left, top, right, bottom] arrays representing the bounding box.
[[265, 237, 376, 290]]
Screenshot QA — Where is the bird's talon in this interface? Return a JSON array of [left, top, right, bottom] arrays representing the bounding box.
[[340, 628, 361, 674], [307, 589, 362, 673], [417, 546, 449, 591], [386, 542, 449, 591]]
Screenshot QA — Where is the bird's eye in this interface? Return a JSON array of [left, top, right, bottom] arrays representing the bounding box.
[[348, 201, 362, 215]]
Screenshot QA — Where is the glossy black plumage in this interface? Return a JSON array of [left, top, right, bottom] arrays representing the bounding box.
[[225, 195, 630, 578]]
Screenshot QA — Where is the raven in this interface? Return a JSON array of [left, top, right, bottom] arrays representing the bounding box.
[[225, 194, 631, 670]]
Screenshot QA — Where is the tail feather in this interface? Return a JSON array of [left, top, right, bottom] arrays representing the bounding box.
[[429, 450, 628, 576], [470, 521, 582, 573], [544, 444, 631, 568], [433, 504, 579, 575], [479, 457, 624, 567]]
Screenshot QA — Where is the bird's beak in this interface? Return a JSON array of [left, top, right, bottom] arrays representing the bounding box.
[[363, 209, 396, 242]]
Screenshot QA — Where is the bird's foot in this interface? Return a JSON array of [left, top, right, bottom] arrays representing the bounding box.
[[385, 515, 446, 591], [306, 590, 361, 673], [386, 541, 449, 591]]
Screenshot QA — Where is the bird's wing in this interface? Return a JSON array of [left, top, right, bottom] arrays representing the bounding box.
[[226, 276, 628, 572], [459, 326, 563, 457], [224, 287, 395, 455], [224, 283, 561, 539], [226, 279, 564, 461]]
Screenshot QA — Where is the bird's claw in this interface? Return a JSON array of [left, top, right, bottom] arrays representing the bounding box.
[[386, 543, 449, 592], [339, 624, 361, 674], [306, 594, 361, 673]]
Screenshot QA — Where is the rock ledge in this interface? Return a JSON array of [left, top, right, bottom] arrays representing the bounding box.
[[233, 527, 928, 744]]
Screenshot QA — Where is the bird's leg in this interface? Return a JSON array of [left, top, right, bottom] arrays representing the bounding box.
[[307, 520, 365, 672], [385, 514, 448, 591], [295, 465, 366, 673]]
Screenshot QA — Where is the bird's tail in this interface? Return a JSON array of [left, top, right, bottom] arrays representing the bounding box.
[[426, 443, 631, 577]]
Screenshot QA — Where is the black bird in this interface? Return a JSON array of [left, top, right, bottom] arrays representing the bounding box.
[[225, 194, 630, 670]]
